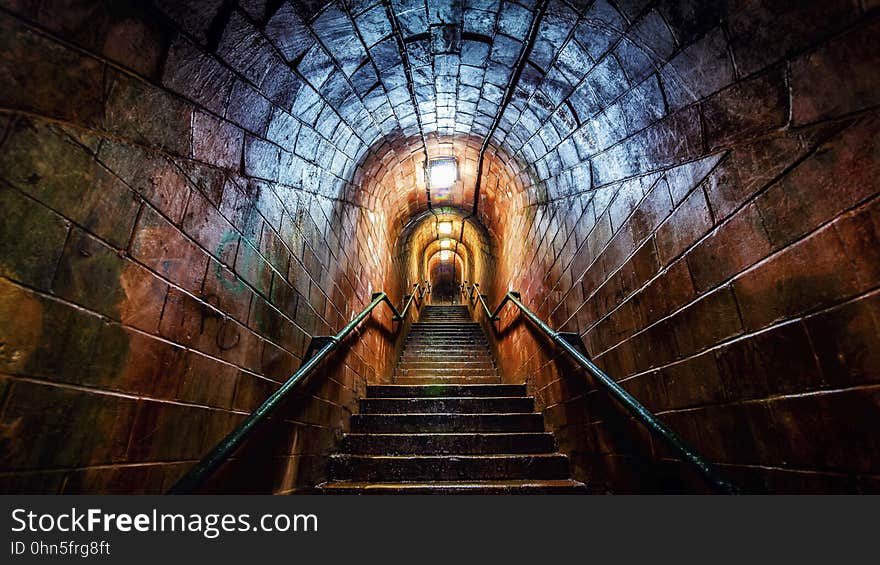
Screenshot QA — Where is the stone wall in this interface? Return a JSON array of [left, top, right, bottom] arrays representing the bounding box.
[[0, 0, 877, 494], [481, 0, 880, 493], [0, 1, 407, 493]]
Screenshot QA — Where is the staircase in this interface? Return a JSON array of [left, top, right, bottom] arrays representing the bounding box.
[[318, 305, 586, 493]]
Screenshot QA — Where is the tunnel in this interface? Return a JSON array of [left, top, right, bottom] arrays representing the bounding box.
[[0, 0, 878, 494]]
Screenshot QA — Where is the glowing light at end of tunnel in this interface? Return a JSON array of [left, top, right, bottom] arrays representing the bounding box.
[[439, 250, 451, 261], [437, 221, 453, 235], [428, 158, 457, 189]]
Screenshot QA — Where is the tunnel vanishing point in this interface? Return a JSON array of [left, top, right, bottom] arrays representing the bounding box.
[[0, 0, 878, 494]]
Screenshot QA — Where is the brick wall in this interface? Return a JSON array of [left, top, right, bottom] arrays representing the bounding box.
[[477, 1, 880, 492], [1, 0, 877, 494], [0, 2, 409, 493]]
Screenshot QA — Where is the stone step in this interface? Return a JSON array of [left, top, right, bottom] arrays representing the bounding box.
[[367, 384, 526, 398], [406, 336, 485, 340], [400, 351, 492, 357], [328, 453, 570, 481], [411, 322, 480, 327], [400, 352, 493, 359], [317, 479, 587, 494], [404, 340, 489, 346], [359, 396, 534, 414], [405, 342, 488, 347], [406, 335, 488, 345], [409, 324, 482, 329], [418, 322, 473, 326], [341, 432, 555, 454], [406, 332, 484, 337], [404, 342, 488, 347], [401, 347, 490, 353], [350, 413, 544, 433], [394, 368, 498, 377], [407, 328, 483, 333], [419, 313, 471, 317], [411, 326, 478, 330], [408, 326, 482, 329], [404, 344, 488, 349], [407, 329, 483, 334], [404, 332, 485, 337], [401, 350, 492, 356], [399, 358, 494, 366], [396, 361, 496, 370], [405, 334, 485, 339], [393, 376, 501, 385], [403, 345, 489, 352], [403, 345, 488, 351]]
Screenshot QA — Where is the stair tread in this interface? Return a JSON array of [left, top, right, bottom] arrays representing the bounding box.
[[317, 479, 587, 493], [320, 479, 582, 487], [393, 378, 501, 381], [367, 384, 525, 397], [344, 432, 550, 437], [354, 412, 539, 417], [362, 396, 530, 401], [332, 453, 565, 460], [368, 384, 521, 388]]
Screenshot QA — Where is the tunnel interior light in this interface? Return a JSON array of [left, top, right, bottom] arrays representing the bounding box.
[[439, 250, 451, 261], [428, 158, 457, 189], [437, 221, 453, 235], [440, 239, 452, 249]]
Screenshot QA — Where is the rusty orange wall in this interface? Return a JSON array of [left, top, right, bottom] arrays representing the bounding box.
[[478, 2, 880, 493], [0, 3, 405, 493]]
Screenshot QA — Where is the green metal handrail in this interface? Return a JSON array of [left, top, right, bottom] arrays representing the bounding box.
[[468, 284, 739, 494], [396, 283, 423, 321], [460, 281, 483, 310], [168, 287, 421, 494], [471, 284, 493, 320]]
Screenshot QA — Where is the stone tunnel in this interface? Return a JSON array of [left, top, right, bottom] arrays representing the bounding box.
[[0, 0, 878, 493]]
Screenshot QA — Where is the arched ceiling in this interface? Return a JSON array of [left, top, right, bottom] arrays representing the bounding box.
[[199, 0, 609, 225], [394, 207, 495, 289], [427, 249, 466, 285], [351, 134, 530, 238], [154, 0, 732, 254], [270, 0, 546, 144], [256, 0, 560, 227]]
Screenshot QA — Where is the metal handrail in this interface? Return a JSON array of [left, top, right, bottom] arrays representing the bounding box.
[[396, 283, 423, 321], [469, 284, 738, 494], [460, 281, 483, 308], [168, 287, 421, 494], [470, 284, 493, 320]]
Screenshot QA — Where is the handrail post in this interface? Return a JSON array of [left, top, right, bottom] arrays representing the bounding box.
[[303, 335, 336, 361]]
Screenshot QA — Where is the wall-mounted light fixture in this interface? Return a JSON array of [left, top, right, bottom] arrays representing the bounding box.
[[439, 250, 451, 261], [437, 221, 453, 235], [428, 157, 457, 189], [440, 239, 452, 249]]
